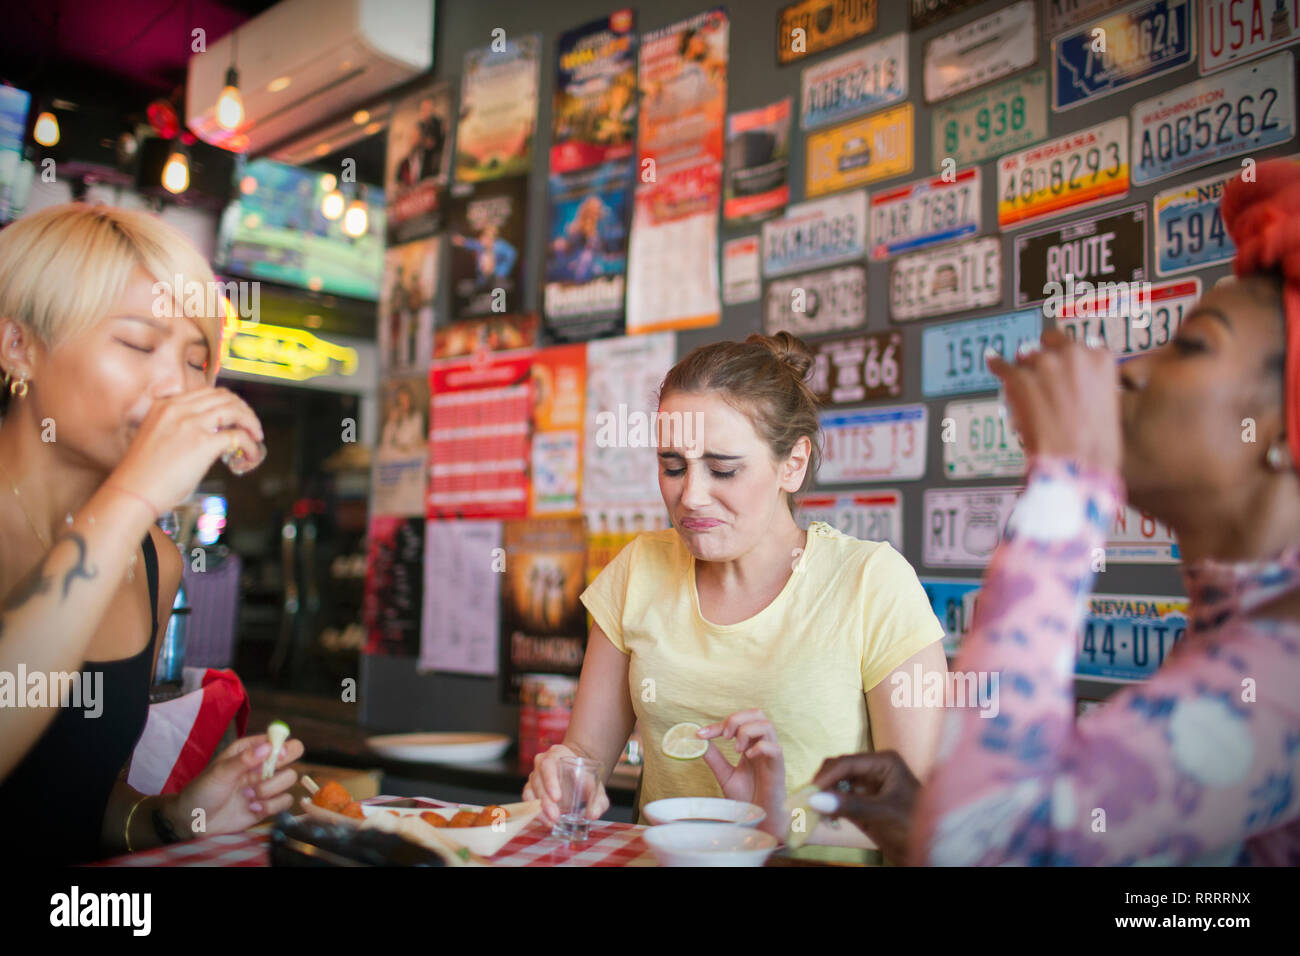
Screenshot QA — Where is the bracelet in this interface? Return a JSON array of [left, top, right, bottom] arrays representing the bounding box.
[[102, 483, 160, 522], [124, 795, 149, 853]]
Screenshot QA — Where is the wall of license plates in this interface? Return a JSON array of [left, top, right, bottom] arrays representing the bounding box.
[[364, 0, 1300, 730]]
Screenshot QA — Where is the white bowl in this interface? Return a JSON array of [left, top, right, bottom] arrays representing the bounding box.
[[643, 823, 778, 867], [642, 797, 765, 828], [365, 732, 511, 764]]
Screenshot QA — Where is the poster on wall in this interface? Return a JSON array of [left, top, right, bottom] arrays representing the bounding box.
[[378, 236, 438, 375], [530, 344, 587, 516], [385, 82, 453, 244], [500, 517, 589, 701], [551, 11, 638, 174], [373, 373, 430, 517], [724, 98, 792, 224], [544, 160, 633, 342], [420, 520, 502, 676], [428, 352, 533, 520], [583, 331, 676, 514], [434, 313, 539, 361], [363, 516, 425, 657], [625, 8, 728, 334], [455, 35, 541, 183], [447, 176, 528, 320]]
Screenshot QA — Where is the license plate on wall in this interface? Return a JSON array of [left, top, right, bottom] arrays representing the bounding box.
[[807, 330, 903, 405], [1154, 171, 1236, 275], [801, 31, 907, 130], [797, 489, 903, 551], [778, 0, 878, 66], [869, 167, 981, 260], [920, 577, 983, 655], [764, 265, 867, 336], [1053, 276, 1201, 357], [932, 71, 1049, 171], [997, 117, 1130, 229], [921, 309, 1042, 398], [923, 486, 1021, 568], [819, 404, 928, 483], [923, 0, 1039, 102], [806, 104, 914, 197], [891, 235, 1002, 321], [942, 398, 1025, 478], [1014, 203, 1147, 307], [1199, 0, 1300, 74], [1076, 594, 1187, 680], [763, 190, 868, 277]]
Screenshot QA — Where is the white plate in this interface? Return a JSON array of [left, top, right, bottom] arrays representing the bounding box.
[[365, 732, 511, 764], [643, 823, 777, 867], [642, 797, 765, 828]]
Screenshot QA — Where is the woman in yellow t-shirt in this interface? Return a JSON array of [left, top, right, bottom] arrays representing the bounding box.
[[523, 332, 948, 838]]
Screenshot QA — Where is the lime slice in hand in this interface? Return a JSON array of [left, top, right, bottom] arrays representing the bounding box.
[[784, 784, 822, 849], [661, 722, 708, 760]]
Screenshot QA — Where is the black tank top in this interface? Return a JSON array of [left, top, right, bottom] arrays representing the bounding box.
[[0, 534, 159, 864]]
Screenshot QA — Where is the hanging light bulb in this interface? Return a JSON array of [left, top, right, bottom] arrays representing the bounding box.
[[342, 194, 368, 236], [319, 172, 337, 192], [162, 143, 190, 194], [33, 110, 60, 147], [321, 188, 345, 220], [216, 67, 244, 131]]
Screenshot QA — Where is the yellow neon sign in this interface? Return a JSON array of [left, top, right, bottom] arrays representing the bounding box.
[[220, 319, 360, 382]]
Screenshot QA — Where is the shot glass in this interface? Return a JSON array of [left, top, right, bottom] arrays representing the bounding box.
[[551, 756, 603, 843]]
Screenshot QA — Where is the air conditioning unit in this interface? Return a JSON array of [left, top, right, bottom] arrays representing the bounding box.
[[186, 0, 432, 156]]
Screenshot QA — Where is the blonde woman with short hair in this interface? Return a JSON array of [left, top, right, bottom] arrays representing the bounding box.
[[0, 203, 302, 863]]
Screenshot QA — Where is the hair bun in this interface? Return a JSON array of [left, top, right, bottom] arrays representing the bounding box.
[[747, 331, 814, 380]]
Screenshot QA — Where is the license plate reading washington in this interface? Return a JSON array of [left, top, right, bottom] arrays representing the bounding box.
[[1130, 52, 1296, 185], [763, 191, 868, 277], [819, 404, 928, 483], [870, 168, 980, 260], [798, 490, 903, 551]]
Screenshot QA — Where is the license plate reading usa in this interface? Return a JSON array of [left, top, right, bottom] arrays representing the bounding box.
[[1077, 594, 1187, 680], [797, 490, 903, 551], [763, 190, 868, 277], [998, 117, 1130, 229], [920, 577, 982, 655], [922, 309, 1042, 398], [819, 404, 927, 483], [1154, 172, 1236, 275], [870, 167, 980, 261], [942, 398, 1025, 478], [923, 486, 1021, 567], [932, 71, 1050, 171], [891, 235, 1001, 321], [1200, 0, 1300, 74], [1054, 276, 1201, 357], [765, 265, 867, 336], [1130, 52, 1296, 185], [807, 330, 903, 405], [801, 31, 908, 130], [1051, 0, 1194, 111], [923, 0, 1039, 103]]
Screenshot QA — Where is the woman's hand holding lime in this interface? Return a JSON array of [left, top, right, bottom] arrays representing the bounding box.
[[696, 709, 787, 839]]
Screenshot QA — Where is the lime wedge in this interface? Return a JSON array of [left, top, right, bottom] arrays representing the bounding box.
[[784, 784, 822, 849], [661, 722, 708, 759]]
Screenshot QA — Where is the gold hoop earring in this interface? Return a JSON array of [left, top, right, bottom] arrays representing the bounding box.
[[9, 377, 27, 398]]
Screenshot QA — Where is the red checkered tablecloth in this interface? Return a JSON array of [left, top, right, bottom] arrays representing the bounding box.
[[91, 818, 656, 867]]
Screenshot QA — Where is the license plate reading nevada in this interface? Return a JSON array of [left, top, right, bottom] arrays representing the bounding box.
[[1077, 594, 1187, 680], [1130, 52, 1296, 185], [819, 404, 928, 483], [798, 490, 903, 551], [870, 167, 980, 261], [922, 309, 1042, 398], [998, 117, 1130, 229]]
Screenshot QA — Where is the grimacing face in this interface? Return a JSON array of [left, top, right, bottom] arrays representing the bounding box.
[[656, 390, 808, 563], [18, 266, 211, 472], [1119, 274, 1287, 518]]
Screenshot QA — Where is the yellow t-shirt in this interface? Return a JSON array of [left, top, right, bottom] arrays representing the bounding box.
[[579, 520, 944, 818]]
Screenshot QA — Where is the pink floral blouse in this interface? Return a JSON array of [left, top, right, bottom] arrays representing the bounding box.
[[910, 456, 1300, 866]]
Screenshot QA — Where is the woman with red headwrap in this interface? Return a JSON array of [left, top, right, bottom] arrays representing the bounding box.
[[805, 158, 1300, 865]]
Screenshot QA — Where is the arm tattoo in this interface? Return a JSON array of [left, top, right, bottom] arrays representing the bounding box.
[[55, 531, 98, 598], [0, 532, 99, 636]]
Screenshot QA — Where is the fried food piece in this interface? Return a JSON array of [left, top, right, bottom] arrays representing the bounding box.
[[311, 780, 352, 813], [341, 801, 365, 819], [448, 809, 480, 828], [474, 804, 508, 827], [420, 811, 449, 828]]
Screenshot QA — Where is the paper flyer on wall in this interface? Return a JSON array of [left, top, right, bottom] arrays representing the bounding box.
[[500, 517, 588, 701], [583, 331, 675, 514], [544, 161, 633, 341], [551, 10, 638, 175], [362, 516, 425, 657], [378, 236, 439, 375], [625, 8, 728, 334], [447, 175, 528, 320], [724, 98, 791, 224], [372, 373, 430, 517], [427, 352, 533, 520], [530, 344, 586, 516], [384, 82, 453, 243], [434, 313, 539, 361], [455, 35, 541, 183], [419, 520, 502, 676]]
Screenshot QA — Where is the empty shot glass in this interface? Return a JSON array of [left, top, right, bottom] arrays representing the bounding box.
[[551, 756, 603, 843]]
